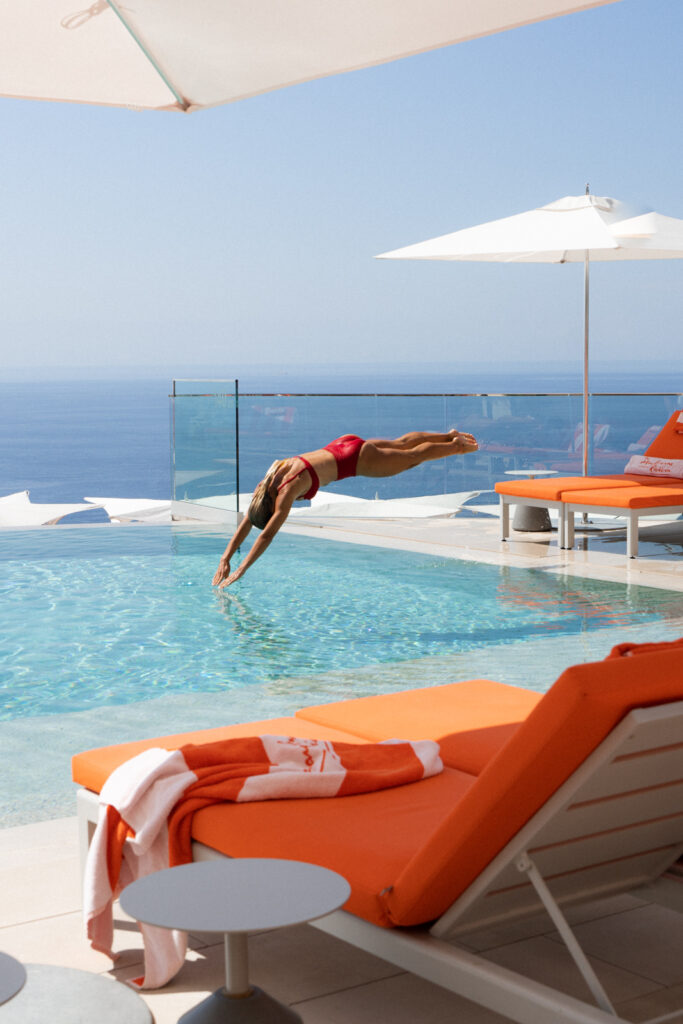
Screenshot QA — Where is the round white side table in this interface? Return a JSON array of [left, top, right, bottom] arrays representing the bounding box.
[[0, 964, 152, 1022], [504, 469, 558, 531], [121, 859, 351, 1024], [0, 952, 26, 1006]]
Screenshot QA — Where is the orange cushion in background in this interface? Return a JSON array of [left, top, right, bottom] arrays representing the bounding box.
[[494, 475, 634, 501], [644, 409, 683, 459], [296, 679, 541, 775], [384, 637, 683, 926], [567, 484, 683, 509], [492, 410, 683, 501], [71, 717, 366, 794]]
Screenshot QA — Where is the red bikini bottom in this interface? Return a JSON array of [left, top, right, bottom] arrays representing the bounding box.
[[323, 435, 365, 480]]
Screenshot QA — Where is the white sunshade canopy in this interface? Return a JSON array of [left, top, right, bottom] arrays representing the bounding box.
[[378, 195, 683, 264], [1, 0, 618, 113], [84, 497, 171, 523], [0, 490, 99, 526]]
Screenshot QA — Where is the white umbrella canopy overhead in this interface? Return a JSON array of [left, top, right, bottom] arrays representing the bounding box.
[[378, 193, 683, 474], [1, 0, 619, 113]]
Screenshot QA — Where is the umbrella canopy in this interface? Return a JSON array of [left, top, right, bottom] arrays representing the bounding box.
[[84, 497, 171, 523], [377, 195, 683, 264], [0, 490, 100, 526], [378, 193, 683, 474], [1, 0, 618, 113]]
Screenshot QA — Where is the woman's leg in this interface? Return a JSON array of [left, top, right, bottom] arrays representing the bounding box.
[[367, 429, 459, 450], [358, 432, 478, 478]]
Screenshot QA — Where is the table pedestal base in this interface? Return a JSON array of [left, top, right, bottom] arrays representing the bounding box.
[[179, 985, 303, 1024], [512, 505, 552, 532]]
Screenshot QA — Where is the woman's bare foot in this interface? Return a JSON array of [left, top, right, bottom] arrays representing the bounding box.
[[450, 430, 478, 453]]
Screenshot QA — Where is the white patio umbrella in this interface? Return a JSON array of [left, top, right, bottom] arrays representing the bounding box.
[[0, 490, 100, 526], [1, 0, 618, 113], [83, 497, 171, 523], [377, 193, 683, 474]]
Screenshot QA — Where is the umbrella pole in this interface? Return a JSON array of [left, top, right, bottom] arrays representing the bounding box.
[[582, 250, 590, 478]]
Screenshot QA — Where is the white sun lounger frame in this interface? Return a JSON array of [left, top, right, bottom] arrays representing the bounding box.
[[500, 495, 568, 547], [500, 493, 683, 558], [566, 502, 683, 558], [77, 700, 683, 1024]]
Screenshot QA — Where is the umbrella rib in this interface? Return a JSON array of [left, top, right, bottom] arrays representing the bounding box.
[[104, 0, 190, 110]]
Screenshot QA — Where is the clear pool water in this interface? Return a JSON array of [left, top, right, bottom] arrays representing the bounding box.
[[2, 524, 682, 722]]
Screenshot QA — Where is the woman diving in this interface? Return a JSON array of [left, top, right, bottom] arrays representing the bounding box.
[[212, 429, 478, 588]]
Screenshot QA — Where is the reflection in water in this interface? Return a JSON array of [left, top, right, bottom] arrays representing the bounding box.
[[495, 570, 682, 631], [215, 589, 294, 670]]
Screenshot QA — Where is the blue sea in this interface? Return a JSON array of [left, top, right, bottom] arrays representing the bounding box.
[[0, 366, 679, 514]]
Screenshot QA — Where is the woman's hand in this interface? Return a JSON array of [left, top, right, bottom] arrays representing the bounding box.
[[218, 566, 244, 589], [212, 556, 230, 586]]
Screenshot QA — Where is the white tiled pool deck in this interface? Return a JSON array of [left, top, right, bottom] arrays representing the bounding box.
[[1, 514, 682, 1023], [2, 814, 682, 1023]]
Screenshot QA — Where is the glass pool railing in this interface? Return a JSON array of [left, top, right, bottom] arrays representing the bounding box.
[[171, 381, 683, 519]]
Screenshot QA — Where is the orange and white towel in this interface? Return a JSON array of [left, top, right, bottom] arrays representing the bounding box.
[[84, 734, 441, 989], [624, 453, 683, 479]]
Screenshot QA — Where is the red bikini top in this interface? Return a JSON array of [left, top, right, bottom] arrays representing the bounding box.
[[277, 456, 320, 500]]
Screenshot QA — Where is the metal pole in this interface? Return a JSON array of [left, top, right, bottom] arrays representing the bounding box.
[[583, 250, 590, 477], [170, 380, 176, 503], [235, 379, 240, 518], [583, 182, 590, 479], [104, 0, 190, 109]]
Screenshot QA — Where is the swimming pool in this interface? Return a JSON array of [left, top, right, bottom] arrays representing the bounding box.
[[2, 524, 682, 721], [2, 523, 683, 827]]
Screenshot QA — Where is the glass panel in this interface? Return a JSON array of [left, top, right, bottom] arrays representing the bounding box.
[[589, 393, 683, 475], [171, 381, 238, 511], [171, 387, 683, 514]]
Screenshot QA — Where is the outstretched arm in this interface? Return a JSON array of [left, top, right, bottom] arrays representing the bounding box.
[[212, 515, 252, 586], [215, 491, 296, 588]]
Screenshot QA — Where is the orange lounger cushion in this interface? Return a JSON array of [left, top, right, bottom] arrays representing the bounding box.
[[567, 483, 683, 509], [644, 409, 683, 459], [383, 637, 683, 926], [297, 679, 542, 775], [71, 717, 365, 794], [190, 766, 477, 926], [495, 475, 646, 501]]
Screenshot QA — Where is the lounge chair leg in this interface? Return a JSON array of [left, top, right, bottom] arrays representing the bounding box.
[[515, 853, 617, 1017], [627, 515, 639, 558], [558, 506, 566, 549], [500, 498, 509, 541], [566, 508, 575, 550]]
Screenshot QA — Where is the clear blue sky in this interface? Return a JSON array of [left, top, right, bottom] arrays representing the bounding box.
[[1, 0, 682, 381]]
